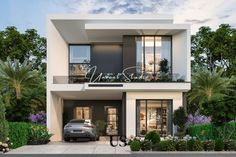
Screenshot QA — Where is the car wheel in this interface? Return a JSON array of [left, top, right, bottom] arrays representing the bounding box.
[[64, 137, 70, 142]]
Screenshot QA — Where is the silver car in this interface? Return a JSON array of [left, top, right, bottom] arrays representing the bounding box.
[[64, 119, 97, 141]]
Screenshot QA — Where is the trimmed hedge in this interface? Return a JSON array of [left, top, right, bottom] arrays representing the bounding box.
[[8, 122, 31, 149], [187, 122, 236, 140]]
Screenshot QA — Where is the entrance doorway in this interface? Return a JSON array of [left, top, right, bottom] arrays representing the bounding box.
[[105, 107, 118, 135]]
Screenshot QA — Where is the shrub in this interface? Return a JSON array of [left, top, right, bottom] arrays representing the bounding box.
[[160, 140, 176, 151], [224, 140, 236, 151], [187, 123, 236, 140], [0, 98, 9, 142], [173, 107, 187, 133], [28, 125, 52, 145], [145, 131, 160, 144], [214, 139, 224, 151], [176, 140, 187, 151], [8, 122, 31, 149], [141, 140, 152, 151], [187, 139, 195, 151], [0, 138, 11, 153], [152, 142, 161, 151], [130, 139, 141, 151], [29, 111, 46, 125], [203, 140, 215, 151], [192, 140, 204, 151], [95, 120, 106, 137]]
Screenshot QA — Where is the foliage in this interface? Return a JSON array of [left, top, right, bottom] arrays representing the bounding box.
[[140, 140, 152, 151], [0, 26, 46, 74], [188, 69, 229, 107], [173, 107, 187, 132], [158, 59, 171, 81], [187, 122, 236, 140], [95, 120, 106, 136], [176, 140, 187, 151], [8, 122, 31, 149], [144, 131, 160, 144], [224, 140, 236, 151], [151, 142, 161, 151], [29, 111, 46, 125], [187, 139, 203, 151], [201, 97, 236, 127], [0, 138, 11, 153], [28, 125, 52, 145], [214, 139, 224, 151], [130, 139, 141, 151], [0, 59, 46, 121], [187, 139, 195, 151], [203, 140, 215, 151], [186, 114, 211, 126], [0, 97, 9, 142], [191, 24, 236, 76], [159, 140, 176, 151]]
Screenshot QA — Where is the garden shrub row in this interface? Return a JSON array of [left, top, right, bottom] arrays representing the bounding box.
[[8, 122, 52, 149], [129, 132, 236, 151], [187, 122, 236, 140]]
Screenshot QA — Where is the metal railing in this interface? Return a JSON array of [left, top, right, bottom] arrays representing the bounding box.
[[53, 73, 186, 84]]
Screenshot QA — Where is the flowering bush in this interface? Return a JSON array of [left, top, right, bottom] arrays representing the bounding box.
[[186, 114, 211, 126], [29, 111, 46, 125], [28, 125, 52, 145], [0, 137, 12, 153]]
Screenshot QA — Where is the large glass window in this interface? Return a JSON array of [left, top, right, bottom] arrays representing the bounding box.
[[70, 45, 90, 63], [69, 45, 91, 83], [137, 100, 172, 136], [136, 36, 171, 77], [74, 107, 92, 120]]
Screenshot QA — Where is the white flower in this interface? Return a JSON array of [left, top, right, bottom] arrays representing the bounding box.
[[6, 137, 10, 141], [0, 142, 2, 145], [6, 148, 9, 151], [2, 149, 5, 152], [5, 144, 8, 147], [10, 143, 13, 145]]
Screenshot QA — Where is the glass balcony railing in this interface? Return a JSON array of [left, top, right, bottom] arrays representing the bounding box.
[[53, 72, 186, 84]]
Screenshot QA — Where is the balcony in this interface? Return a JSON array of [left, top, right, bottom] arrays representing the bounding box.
[[53, 72, 187, 84]]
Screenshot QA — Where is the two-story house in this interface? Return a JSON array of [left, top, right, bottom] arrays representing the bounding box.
[[47, 14, 191, 141]]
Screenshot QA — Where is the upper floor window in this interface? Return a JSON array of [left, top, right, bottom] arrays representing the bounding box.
[[69, 45, 91, 63], [136, 36, 171, 76]]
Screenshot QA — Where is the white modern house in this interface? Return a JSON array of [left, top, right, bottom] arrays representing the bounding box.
[[47, 14, 191, 141]]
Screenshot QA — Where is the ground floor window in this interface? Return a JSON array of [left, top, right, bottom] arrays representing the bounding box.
[[136, 99, 172, 136], [74, 107, 92, 120]]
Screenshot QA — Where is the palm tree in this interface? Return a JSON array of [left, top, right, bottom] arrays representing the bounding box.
[[0, 58, 39, 99], [188, 69, 230, 108]]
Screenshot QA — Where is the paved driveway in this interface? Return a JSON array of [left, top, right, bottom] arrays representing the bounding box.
[[7, 137, 131, 154]]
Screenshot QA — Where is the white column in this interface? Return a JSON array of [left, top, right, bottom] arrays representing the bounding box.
[[47, 92, 64, 141]]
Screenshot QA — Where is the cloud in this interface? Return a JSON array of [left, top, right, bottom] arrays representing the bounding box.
[[185, 18, 212, 24], [57, 0, 236, 34]]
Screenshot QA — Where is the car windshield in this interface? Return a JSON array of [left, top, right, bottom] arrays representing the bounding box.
[[69, 119, 85, 123]]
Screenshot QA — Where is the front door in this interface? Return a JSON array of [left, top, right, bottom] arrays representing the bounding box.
[[105, 107, 118, 135]]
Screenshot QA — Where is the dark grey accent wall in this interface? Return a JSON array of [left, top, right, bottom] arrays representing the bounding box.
[[63, 100, 122, 135], [90, 44, 123, 73], [121, 92, 126, 136], [122, 36, 136, 73]]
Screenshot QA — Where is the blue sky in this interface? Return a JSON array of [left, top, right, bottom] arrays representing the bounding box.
[[0, 0, 236, 37]]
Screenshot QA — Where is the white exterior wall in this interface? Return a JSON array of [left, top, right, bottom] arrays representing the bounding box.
[[126, 92, 183, 137], [172, 30, 191, 82], [47, 19, 68, 141]]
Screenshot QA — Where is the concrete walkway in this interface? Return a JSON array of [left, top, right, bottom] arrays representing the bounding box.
[[7, 137, 131, 154]]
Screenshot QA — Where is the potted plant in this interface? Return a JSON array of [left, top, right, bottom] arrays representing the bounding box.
[[95, 120, 106, 141]]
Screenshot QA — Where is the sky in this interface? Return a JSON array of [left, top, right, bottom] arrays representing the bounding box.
[[0, 0, 236, 37]]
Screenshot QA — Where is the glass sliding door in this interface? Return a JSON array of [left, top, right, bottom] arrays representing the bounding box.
[[136, 100, 172, 136], [106, 107, 118, 135]]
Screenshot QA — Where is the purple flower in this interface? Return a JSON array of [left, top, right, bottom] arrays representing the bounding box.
[[186, 114, 211, 126], [29, 111, 46, 125]]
